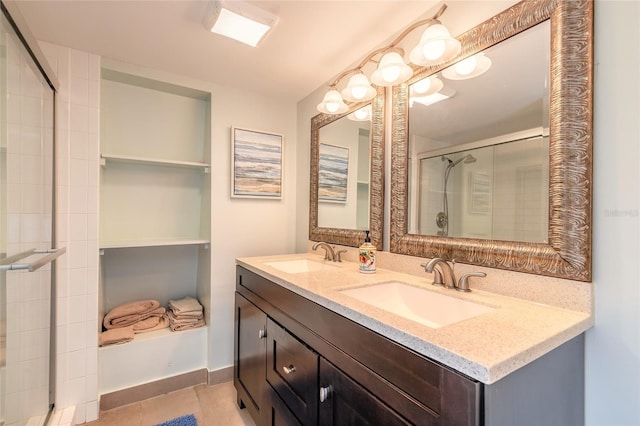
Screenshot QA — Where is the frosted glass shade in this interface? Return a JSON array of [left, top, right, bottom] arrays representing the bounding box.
[[442, 53, 492, 80], [410, 76, 444, 97], [409, 23, 461, 66], [317, 89, 348, 114], [341, 73, 377, 102], [370, 52, 413, 87]]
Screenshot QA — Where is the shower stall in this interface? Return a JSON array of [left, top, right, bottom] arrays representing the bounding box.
[[0, 3, 61, 425]]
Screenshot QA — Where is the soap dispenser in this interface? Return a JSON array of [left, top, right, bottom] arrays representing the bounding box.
[[359, 230, 376, 274]]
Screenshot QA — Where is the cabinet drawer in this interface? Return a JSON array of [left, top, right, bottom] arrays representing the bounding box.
[[266, 318, 319, 425]]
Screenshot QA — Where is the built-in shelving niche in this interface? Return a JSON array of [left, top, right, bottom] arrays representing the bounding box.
[[98, 69, 211, 394]]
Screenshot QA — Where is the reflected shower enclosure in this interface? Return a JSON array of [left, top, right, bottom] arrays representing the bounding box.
[[413, 136, 549, 242]]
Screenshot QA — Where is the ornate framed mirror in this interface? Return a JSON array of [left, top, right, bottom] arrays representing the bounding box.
[[310, 88, 384, 249], [390, 0, 593, 281]]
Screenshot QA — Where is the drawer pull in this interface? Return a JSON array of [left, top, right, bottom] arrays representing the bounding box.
[[282, 365, 296, 374], [319, 385, 333, 403], [258, 329, 266, 339]]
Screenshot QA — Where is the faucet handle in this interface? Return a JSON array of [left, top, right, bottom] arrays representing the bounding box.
[[421, 263, 445, 286], [457, 272, 486, 292], [335, 249, 347, 262]]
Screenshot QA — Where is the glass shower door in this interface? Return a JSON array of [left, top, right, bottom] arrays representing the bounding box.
[[0, 6, 58, 425]]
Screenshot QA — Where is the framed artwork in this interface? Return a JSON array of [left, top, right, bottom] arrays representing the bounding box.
[[318, 143, 349, 203], [231, 127, 283, 199]]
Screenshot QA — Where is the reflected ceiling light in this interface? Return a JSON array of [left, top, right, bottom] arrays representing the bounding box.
[[410, 76, 444, 97], [409, 23, 461, 66], [317, 3, 460, 114], [370, 51, 414, 87], [204, 0, 278, 47], [341, 73, 377, 102], [411, 86, 456, 107], [317, 89, 349, 114], [442, 52, 492, 80], [347, 105, 372, 121]]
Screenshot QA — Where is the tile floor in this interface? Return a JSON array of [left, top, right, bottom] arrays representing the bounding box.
[[84, 381, 256, 426]]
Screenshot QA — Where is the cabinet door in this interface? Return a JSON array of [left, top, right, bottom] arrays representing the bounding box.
[[265, 387, 303, 426], [234, 293, 268, 423], [266, 318, 319, 425], [319, 358, 411, 426]]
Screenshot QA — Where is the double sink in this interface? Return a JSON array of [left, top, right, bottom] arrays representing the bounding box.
[[264, 258, 495, 329]]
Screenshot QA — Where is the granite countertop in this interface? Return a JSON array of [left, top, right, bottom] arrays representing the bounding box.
[[236, 253, 593, 384]]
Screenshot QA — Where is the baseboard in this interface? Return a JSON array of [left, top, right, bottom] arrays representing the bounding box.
[[100, 369, 207, 411], [207, 365, 233, 386]]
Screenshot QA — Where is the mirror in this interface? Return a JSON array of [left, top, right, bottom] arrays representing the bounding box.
[[310, 89, 384, 249], [391, 0, 593, 281], [408, 21, 550, 242]]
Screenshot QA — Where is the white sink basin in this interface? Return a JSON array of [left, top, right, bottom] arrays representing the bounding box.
[[339, 282, 495, 328], [265, 259, 338, 274]]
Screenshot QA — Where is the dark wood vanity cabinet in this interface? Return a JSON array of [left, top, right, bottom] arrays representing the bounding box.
[[234, 266, 481, 426], [266, 317, 319, 425], [318, 358, 412, 425], [234, 293, 268, 423]]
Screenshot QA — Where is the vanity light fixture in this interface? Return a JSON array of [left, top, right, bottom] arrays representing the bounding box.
[[370, 51, 414, 87], [347, 105, 372, 121], [317, 89, 349, 114], [442, 52, 492, 80], [411, 76, 444, 97], [317, 3, 459, 114], [203, 0, 278, 47], [341, 73, 377, 102], [409, 23, 461, 66]]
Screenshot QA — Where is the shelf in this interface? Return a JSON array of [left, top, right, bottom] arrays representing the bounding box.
[[99, 326, 207, 394], [100, 239, 210, 250], [101, 154, 210, 172], [99, 325, 206, 348]]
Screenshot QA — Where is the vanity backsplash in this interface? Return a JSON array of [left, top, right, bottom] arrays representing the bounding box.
[[307, 241, 592, 314]]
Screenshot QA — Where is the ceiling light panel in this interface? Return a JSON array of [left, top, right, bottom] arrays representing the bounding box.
[[204, 0, 278, 47]]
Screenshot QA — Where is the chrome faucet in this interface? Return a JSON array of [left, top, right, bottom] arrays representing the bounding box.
[[422, 258, 487, 292], [422, 258, 456, 289], [457, 272, 487, 292], [312, 242, 336, 261]]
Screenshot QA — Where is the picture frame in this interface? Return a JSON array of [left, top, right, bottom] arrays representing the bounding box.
[[231, 127, 283, 199], [318, 143, 349, 203]]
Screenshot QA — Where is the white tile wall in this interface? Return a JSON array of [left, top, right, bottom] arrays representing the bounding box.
[[3, 28, 55, 426], [39, 41, 101, 423]]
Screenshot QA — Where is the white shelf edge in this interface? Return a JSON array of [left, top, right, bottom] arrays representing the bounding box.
[[101, 153, 210, 170], [100, 239, 210, 250], [99, 325, 207, 353]]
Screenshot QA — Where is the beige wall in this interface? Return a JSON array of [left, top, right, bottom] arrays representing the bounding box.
[[296, 2, 640, 425]]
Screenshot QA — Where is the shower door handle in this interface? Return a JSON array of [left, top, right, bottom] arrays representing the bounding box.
[[0, 247, 66, 272]]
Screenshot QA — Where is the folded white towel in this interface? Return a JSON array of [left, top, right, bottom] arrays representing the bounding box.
[[167, 310, 203, 324], [170, 317, 205, 332], [103, 300, 162, 329], [168, 296, 203, 315]]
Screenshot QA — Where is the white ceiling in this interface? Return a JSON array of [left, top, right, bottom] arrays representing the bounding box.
[[13, 0, 452, 102]]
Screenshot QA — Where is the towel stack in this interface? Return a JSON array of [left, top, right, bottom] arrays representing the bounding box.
[[167, 296, 205, 331], [99, 299, 169, 346]]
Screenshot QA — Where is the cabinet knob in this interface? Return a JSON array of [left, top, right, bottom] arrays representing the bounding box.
[[282, 365, 296, 375], [319, 385, 333, 403], [258, 329, 266, 339]]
